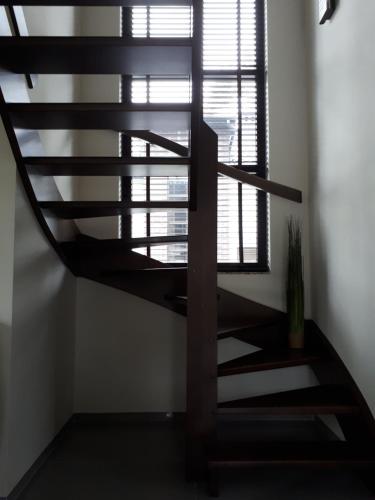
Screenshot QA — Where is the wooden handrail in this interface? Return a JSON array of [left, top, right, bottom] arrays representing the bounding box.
[[122, 130, 189, 157], [120, 132, 302, 204], [217, 162, 302, 203]]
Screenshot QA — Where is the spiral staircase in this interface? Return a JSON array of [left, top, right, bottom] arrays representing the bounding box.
[[1, 1, 375, 496]]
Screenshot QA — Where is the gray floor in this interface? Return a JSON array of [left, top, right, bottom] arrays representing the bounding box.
[[18, 420, 374, 500]]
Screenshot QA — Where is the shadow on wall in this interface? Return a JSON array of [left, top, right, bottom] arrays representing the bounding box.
[[0, 323, 12, 497], [74, 278, 187, 413], [2, 179, 76, 495]]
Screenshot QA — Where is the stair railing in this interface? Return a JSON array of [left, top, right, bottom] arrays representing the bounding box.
[[185, 132, 302, 478]]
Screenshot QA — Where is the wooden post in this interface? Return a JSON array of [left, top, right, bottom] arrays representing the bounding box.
[[189, 0, 203, 211], [186, 121, 218, 478]]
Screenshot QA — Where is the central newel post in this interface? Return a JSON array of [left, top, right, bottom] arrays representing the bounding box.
[[186, 0, 218, 479], [186, 120, 218, 478]]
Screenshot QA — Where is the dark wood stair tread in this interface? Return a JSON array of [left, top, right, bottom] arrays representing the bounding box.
[[218, 349, 322, 377], [61, 235, 188, 251], [209, 442, 375, 468], [67, 248, 165, 273], [164, 292, 287, 345], [217, 385, 359, 415], [25, 156, 190, 177], [7, 103, 191, 133], [3, 0, 192, 5], [216, 290, 286, 347], [217, 320, 281, 340], [40, 201, 189, 219], [0, 37, 191, 75]]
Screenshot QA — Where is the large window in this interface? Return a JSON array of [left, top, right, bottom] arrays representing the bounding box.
[[121, 0, 268, 271]]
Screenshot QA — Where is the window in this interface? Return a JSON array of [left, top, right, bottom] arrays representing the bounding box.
[[121, 0, 268, 271]]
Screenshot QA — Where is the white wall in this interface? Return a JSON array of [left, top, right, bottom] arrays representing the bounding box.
[[5, 179, 76, 494], [0, 120, 17, 497], [74, 278, 186, 412], [0, 7, 78, 496], [307, 0, 375, 415], [0, 126, 77, 496]]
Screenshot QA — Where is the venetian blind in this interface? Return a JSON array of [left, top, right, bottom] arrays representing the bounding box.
[[127, 0, 262, 265]]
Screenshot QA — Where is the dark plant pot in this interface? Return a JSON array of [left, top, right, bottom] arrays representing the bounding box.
[[288, 331, 304, 350]]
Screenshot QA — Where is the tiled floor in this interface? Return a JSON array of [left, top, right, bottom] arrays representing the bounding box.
[[18, 420, 374, 500]]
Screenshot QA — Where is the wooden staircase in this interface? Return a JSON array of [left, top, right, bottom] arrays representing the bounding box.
[[1, 2, 375, 497]]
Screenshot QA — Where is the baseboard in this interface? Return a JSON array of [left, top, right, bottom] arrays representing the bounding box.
[[1, 418, 73, 500], [71, 412, 186, 425], [217, 414, 316, 422]]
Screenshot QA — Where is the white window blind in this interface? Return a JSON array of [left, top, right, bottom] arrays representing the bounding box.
[[124, 0, 264, 266], [132, 6, 193, 38], [203, 0, 257, 71]]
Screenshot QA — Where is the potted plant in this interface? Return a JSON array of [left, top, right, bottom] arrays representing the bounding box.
[[287, 217, 304, 349]]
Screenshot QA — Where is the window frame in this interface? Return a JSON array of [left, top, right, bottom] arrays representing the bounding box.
[[120, 0, 269, 273]]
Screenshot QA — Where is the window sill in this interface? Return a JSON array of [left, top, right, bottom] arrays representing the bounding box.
[[160, 263, 271, 274], [218, 264, 270, 274]]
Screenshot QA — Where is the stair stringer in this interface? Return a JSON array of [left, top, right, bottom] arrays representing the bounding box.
[[0, 11, 78, 272]]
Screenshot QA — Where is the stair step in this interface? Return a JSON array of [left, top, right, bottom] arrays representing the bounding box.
[[2, 0, 192, 5], [7, 103, 191, 133], [163, 293, 287, 342], [39, 201, 189, 219], [65, 247, 165, 273], [0, 37, 192, 75], [217, 320, 283, 344], [208, 442, 375, 468], [166, 293, 221, 306], [25, 157, 190, 177], [62, 235, 188, 251], [217, 290, 285, 337], [218, 349, 322, 377], [217, 385, 359, 415]]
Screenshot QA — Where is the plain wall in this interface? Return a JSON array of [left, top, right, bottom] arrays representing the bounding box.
[[74, 279, 186, 412], [0, 129, 77, 496], [0, 120, 17, 497], [4, 179, 76, 494], [307, 0, 375, 415], [0, 7, 78, 496]]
